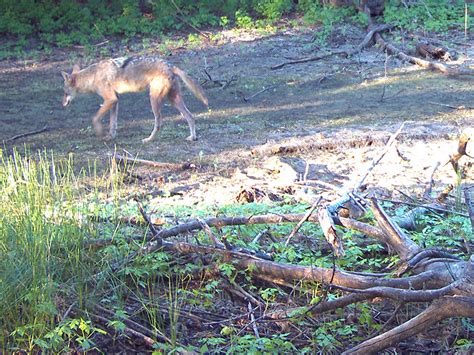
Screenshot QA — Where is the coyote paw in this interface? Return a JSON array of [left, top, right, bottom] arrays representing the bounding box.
[[103, 134, 114, 141], [186, 135, 197, 141], [142, 137, 153, 143], [93, 124, 104, 138]]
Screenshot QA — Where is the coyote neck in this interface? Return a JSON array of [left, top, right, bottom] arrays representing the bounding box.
[[73, 65, 102, 93]]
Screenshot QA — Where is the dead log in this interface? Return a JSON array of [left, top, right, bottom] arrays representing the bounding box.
[[373, 29, 474, 76], [416, 42, 453, 61]]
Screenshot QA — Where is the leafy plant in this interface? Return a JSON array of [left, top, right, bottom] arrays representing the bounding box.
[[384, 0, 473, 32]]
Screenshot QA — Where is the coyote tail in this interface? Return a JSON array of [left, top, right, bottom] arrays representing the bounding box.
[[172, 67, 208, 107]]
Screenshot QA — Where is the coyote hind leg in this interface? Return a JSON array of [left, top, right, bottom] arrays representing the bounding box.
[[143, 85, 166, 143], [168, 86, 197, 141]]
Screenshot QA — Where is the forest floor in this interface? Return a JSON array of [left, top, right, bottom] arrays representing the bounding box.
[[1, 24, 473, 207]]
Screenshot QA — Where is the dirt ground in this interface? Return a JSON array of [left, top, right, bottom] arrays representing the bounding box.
[[1, 25, 473, 207]]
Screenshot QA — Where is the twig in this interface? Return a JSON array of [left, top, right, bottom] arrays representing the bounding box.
[[4, 125, 48, 143], [285, 197, 322, 247], [424, 160, 440, 198], [73, 40, 109, 49], [90, 313, 158, 347], [220, 74, 237, 90], [381, 88, 406, 101], [271, 51, 348, 70], [243, 85, 276, 102], [248, 302, 260, 339], [352, 121, 406, 191], [170, 0, 210, 39], [464, 184, 474, 237], [197, 217, 225, 248], [60, 302, 77, 321], [428, 101, 474, 110], [379, 198, 469, 217], [135, 199, 160, 238], [294, 179, 339, 191], [252, 229, 269, 245]]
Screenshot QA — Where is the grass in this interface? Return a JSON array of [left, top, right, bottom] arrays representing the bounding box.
[[0, 150, 93, 351]]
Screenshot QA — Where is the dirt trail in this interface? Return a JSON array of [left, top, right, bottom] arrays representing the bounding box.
[[0, 26, 473, 206]]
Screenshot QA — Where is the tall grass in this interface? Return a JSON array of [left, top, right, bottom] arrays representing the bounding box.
[[0, 150, 99, 351]]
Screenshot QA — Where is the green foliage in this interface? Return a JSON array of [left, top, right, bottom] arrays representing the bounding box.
[[384, 0, 473, 32], [297, 2, 367, 44], [254, 0, 294, 20], [411, 212, 471, 250], [227, 334, 296, 353], [1, 0, 469, 57]]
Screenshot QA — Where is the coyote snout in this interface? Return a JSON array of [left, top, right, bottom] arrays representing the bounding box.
[[61, 56, 208, 142]]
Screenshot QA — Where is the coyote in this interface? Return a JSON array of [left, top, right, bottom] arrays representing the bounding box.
[[61, 56, 208, 142]]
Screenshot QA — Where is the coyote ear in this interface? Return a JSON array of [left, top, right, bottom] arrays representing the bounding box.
[[72, 64, 81, 74], [61, 71, 70, 82]]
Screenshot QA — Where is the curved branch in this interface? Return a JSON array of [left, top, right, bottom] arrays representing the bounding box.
[[333, 283, 456, 302], [343, 296, 474, 354], [398, 248, 462, 276]]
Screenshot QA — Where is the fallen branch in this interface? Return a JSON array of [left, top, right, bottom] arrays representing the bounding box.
[[113, 153, 195, 171], [90, 313, 158, 347], [271, 50, 348, 70], [270, 24, 392, 70], [85, 212, 390, 249], [3, 125, 48, 143]]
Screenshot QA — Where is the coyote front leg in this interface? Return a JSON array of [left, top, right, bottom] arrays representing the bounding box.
[[108, 102, 118, 139], [92, 98, 117, 139]]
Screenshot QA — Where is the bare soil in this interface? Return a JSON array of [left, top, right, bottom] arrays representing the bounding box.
[[1, 25, 473, 206]]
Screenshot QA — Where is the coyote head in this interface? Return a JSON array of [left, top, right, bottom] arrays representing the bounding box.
[[61, 64, 80, 107]]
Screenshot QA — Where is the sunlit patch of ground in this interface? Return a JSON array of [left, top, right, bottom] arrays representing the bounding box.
[[1, 26, 472, 207]]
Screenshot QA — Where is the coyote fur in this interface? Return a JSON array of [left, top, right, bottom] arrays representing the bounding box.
[[61, 56, 208, 142]]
